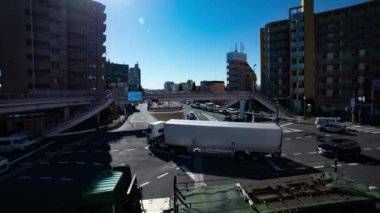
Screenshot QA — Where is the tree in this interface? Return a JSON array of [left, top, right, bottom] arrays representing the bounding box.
[[186, 79, 194, 89], [178, 84, 183, 91], [191, 82, 196, 91], [138, 85, 144, 92]]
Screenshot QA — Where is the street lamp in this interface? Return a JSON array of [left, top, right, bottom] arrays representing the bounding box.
[[303, 96, 306, 120]]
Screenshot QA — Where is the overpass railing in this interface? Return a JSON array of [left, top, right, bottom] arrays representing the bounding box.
[[0, 89, 110, 101]]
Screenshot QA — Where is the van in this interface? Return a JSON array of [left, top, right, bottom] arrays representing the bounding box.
[[315, 117, 342, 126], [0, 134, 37, 153]]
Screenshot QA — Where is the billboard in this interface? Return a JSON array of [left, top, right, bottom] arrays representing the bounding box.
[[127, 92, 142, 102]]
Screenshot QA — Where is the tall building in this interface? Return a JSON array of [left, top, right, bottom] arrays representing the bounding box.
[[200, 81, 225, 92], [261, 0, 380, 115], [0, 0, 106, 93], [106, 61, 129, 89], [164, 81, 175, 92], [128, 63, 141, 91], [227, 49, 257, 91]]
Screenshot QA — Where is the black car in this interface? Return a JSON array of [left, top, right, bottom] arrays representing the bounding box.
[[317, 138, 361, 157]]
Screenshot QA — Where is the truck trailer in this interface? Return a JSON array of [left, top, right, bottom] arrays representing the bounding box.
[[147, 119, 282, 159]]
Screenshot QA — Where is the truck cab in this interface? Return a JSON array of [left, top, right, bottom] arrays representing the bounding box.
[[147, 121, 164, 145]]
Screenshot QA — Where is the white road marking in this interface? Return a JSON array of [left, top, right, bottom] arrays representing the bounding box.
[[19, 162, 32, 166], [308, 152, 317, 155], [265, 158, 284, 171], [61, 177, 73, 181], [281, 153, 287, 156], [305, 136, 313, 139], [293, 153, 302, 155], [377, 147, 380, 150], [126, 149, 135, 151], [92, 163, 103, 166], [280, 123, 293, 127], [110, 149, 119, 152], [157, 173, 169, 179], [372, 132, 380, 134], [140, 182, 150, 187], [284, 138, 292, 141], [39, 161, 50, 165], [364, 148, 372, 151], [313, 165, 324, 169], [295, 167, 307, 170], [201, 113, 218, 121], [177, 154, 191, 159], [180, 166, 196, 181], [10, 141, 55, 166], [295, 137, 302, 139], [59, 161, 69, 164], [40, 177, 52, 180], [18, 176, 31, 179], [331, 164, 342, 167], [175, 167, 180, 170], [119, 141, 128, 144], [348, 163, 359, 166], [324, 134, 331, 137], [76, 162, 85, 165]]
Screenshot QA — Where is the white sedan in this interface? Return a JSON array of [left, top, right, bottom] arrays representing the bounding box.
[[317, 122, 346, 133], [0, 156, 9, 174]]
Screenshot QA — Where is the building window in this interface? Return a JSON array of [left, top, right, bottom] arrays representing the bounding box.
[[88, 75, 96, 80], [89, 64, 97, 68]]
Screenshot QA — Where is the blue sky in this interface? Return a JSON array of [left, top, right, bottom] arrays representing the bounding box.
[[97, 0, 370, 89]]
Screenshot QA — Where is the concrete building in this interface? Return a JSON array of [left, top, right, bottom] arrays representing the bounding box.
[[227, 50, 257, 91], [106, 62, 129, 89], [164, 81, 175, 92], [261, 0, 380, 115], [128, 63, 141, 91], [200, 81, 225, 92], [0, 0, 107, 93], [179, 82, 189, 92]]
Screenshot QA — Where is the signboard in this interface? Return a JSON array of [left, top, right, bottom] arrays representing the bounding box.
[[373, 79, 380, 91], [127, 92, 142, 102]]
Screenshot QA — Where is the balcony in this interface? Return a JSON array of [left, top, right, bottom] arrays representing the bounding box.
[[291, 31, 304, 39], [291, 41, 304, 48], [68, 39, 86, 47], [292, 75, 304, 82], [35, 47, 51, 57], [291, 51, 304, 57], [101, 34, 106, 43], [291, 12, 304, 20], [35, 62, 51, 70], [68, 12, 86, 23], [68, 64, 86, 72], [291, 22, 304, 29], [34, 33, 50, 42], [68, 51, 86, 60], [68, 25, 86, 35], [291, 63, 304, 70]]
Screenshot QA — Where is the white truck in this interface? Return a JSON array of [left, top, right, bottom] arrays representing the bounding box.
[[147, 119, 282, 159]]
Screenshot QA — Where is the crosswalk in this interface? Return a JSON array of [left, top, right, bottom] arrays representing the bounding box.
[[346, 125, 380, 134], [282, 127, 303, 133]]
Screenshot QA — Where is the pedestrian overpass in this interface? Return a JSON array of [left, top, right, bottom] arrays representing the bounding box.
[[0, 90, 295, 136]]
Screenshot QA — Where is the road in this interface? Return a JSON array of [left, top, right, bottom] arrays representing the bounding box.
[[0, 104, 380, 212]]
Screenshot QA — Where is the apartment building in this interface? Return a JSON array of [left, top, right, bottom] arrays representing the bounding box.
[[261, 0, 380, 115], [106, 61, 129, 89], [128, 63, 141, 91], [200, 81, 225, 92], [0, 0, 106, 93], [226, 50, 256, 91]]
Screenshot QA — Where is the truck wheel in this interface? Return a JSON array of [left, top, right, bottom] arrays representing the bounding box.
[[235, 152, 248, 161]]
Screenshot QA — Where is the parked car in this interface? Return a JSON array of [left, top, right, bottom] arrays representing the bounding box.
[[186, 111, 198, 120], [317, 122, 346, 133], [315, 117, 342, 125], [0, 134, 38, 153], [212, 105, 221, 113], [0, 156, 9, 174], [317, 138, 361, 158]]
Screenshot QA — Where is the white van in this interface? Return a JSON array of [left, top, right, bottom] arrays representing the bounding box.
[[315, 117, 342, 126], [0, 134, 37, 153]]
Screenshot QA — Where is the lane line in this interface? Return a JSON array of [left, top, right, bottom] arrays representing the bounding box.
[[144, 146, 150, 150], [126, 149, 135, 151], [201, 113, 218, 121], [376, 147, 380, 150], [10, 141, 55, 166], [330, 164, 342, 167], [308, 152, 317, 155], [92, 163, 103, 166], [40, 177, 52, 180], [305, 136, 313, 139], [363, 148, 372, 151], [61, 177, 73, 181], [140, 182, 150, 187], [293, 153, 302, 155], [110, 149, 119, 152], [157, 173, 169, 179], [284, 138, 292, 141], [295, 137, 302, 140], [295, 167, 307, 170], [348, 163, 359, 166], [281, 153, 287, 156], [280, 123, 293, 127], [313, 165, 324, 169]]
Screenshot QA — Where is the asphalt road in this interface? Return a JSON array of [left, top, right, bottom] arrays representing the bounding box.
[[1, 105, 380, 212]]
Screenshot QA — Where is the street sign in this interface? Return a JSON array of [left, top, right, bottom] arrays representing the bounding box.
[[127, 92, 142, 102], [373, 79, 380, 91]]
